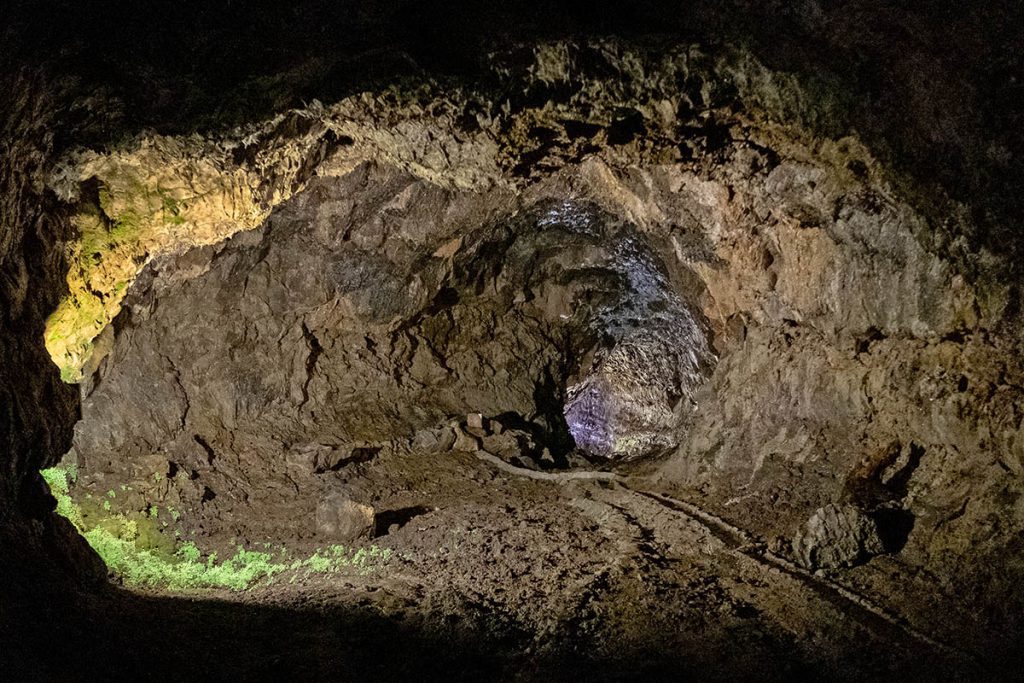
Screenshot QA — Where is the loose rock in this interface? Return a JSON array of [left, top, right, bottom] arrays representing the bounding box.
[[793, 503, 884, 570], [315, 494, 376, 542]]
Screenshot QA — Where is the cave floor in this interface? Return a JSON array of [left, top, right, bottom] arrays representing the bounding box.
[[47, 449, 981, 681]]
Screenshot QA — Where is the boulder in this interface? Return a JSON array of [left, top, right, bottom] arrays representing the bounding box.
[[465, 412, 489, 438], [411, 427, 456, 452], [452, 423, 481, 452], [793, 503, 884, 570], [315, 494, 375, 542], [480, 431, 521, 459]]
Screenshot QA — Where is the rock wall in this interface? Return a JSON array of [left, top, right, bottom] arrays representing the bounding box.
[[2, 2, 1022, 674], [0, 70, 106, 672], [70, 165, 718, 540], [42, 40, 1023, 640]]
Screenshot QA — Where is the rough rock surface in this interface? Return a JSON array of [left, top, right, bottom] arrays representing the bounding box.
[[560, 205, 710, 460], [793, 503, 884, 570], [55, 39, 1024, 662], [3, 3, 1024, 678], [315, 495, 375, 542], [0, 71, 109, 679], [69, 166, 714, 541]]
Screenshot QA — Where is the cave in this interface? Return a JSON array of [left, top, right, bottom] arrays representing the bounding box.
[[3, 2, 1024, 680]]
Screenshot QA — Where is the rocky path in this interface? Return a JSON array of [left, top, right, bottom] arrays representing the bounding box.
[[478, 449, 972, 662], [143, 451, 977, 680]]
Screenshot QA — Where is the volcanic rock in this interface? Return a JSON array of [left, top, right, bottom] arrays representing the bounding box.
[[793, 503, 885, 570], [315, 495, 375, 542]]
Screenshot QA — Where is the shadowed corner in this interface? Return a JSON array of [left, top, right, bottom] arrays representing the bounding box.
[[0, 566, 974, 683]]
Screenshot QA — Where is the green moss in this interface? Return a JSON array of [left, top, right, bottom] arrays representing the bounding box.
[[177, 541, 201, 563], [46, 290, 105, 384], [303, 550, 334, 573], [77, 209, 143, 276], [292, 545, 392, 575], [39, 466, 391, 592], [46, 175, 194, 384], [41, 467, 83, 528], [162, 194, 186, 225], [80, 528, 288, 591]]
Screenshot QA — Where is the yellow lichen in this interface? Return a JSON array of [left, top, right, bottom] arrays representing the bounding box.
[[45, 149, 273, 382]]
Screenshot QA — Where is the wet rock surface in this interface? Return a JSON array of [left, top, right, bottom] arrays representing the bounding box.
[[560, 208, 711, 460]]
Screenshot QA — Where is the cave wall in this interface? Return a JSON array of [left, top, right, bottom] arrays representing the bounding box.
[[0, 70, 90, 554], [58, 74, 1024, 603], [0, 70, 106, 670], [0, 73, 74, 506], [2, 0, 1023, 672], [17, 36, 1024, 587]]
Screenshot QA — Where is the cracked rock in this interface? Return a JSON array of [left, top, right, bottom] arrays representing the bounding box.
[[452, 424, 481, 452]]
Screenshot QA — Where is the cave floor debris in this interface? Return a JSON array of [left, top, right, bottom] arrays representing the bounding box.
[[72, 447, 978, 680]]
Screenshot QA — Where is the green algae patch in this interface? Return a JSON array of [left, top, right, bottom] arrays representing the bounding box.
[[44, 170, 191, 383], [43, 141, 275, 384], [83, 532, 287, 591], [40, 466, 391, 592], [41, 465, 83, 528]]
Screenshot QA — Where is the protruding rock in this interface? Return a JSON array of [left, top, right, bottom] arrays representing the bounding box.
[[480, 431, 521, 459], [452, 423, 481, 452], [315, 494, 375, 542], [465, 412, 489, 438], [793, 503, 884, 570], [411, 427, 456, 452]]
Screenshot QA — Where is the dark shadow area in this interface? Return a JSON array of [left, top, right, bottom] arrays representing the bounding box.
[[872, 507, 916, 555], [528, 366, 579, 465], [2, 576, 990, 682], [314, 446, 381, 474], [9, 588, 511, 681], [374, 505, 433, 536]]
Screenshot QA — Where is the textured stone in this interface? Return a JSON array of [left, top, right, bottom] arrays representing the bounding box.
[[465, 413, 488, 438], [793, 503, 885, 570], [3, 6, 1024, 678], [68, 182, 717, 540], [315, 495, 375, 542], [411, 427, 456, 452], [452, 425, 482, 453], [480, 432, 522, 459]]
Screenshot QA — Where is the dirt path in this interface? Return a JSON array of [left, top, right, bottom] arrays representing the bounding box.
[[108, 451, 976, 680], [476, 449, 971, 663]]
